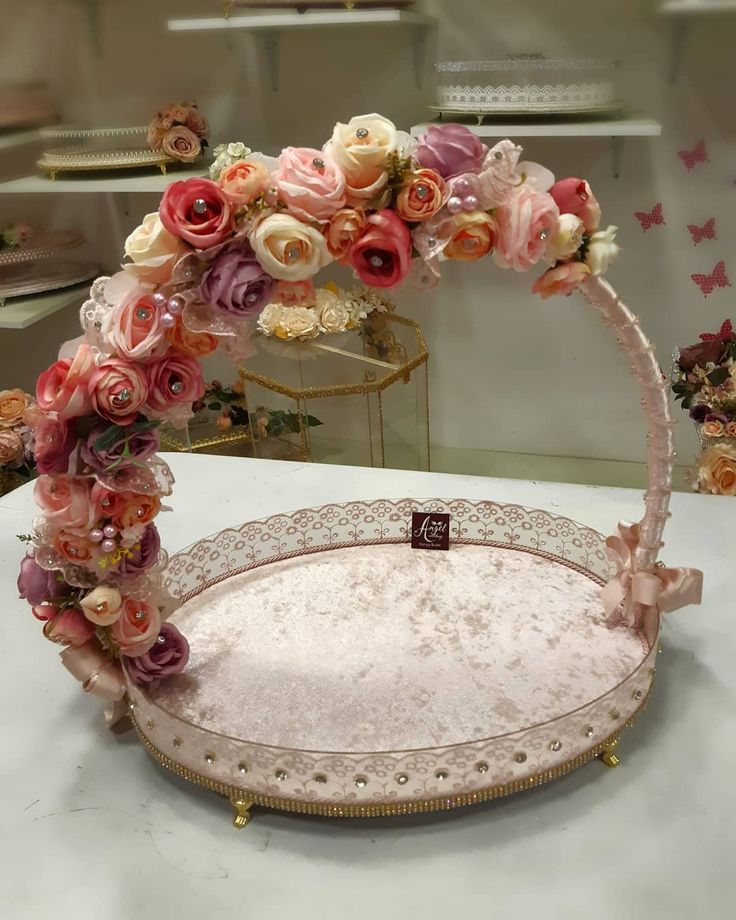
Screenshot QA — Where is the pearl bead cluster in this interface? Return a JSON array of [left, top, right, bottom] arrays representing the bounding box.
[[89, 522, 121, 555], [148, 290, 186, 331], [446, 176, 479, 216]]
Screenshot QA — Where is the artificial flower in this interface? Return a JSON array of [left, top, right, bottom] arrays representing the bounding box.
[[79, 586, 123, 626], [678, 339, 727, 373], [274, 306, 320, 340], [199, 242, 274, 318], [257, 303, 284, 336], [549, 178, 601, 233], [159, 178, 232, 249], [474, 139, 523, 208], [0, 428, 24, 464], [317, 291, 350, 333], [0, 388, 29, 427], [726, 422, 736, 438], [115, 524, 161, 578], [36, 343, 95, 420], [414, 123, 487, 179], [165, 318, 218, 358], [585, 225, 619, 276], [88, 357, 149, 426], [52, 530, 97, 565], [349, 210, 412, 288], [324, 208, 367, 261], [125, 623, 190, 685], [111, 598, 161, 657], [327, 113, 398, 205], [34, 415, 76, 475], [102, 286, 168, 362], [275, 147, 346, 221], [395, 169, 447, 222], [123, 213, 188, 285], [218, 159, 270, 206], [112, 494, 161, 531], [43, 607, 96, 647], [34, 474, 95, 531], [81, 424, 160, 473], [697, 444, 736, 495], [17, 554, 68, 606], [532, 261, 591, 299], [251, 213, 332, 281], [443, 211, 497, 262], [703, 418, 725, 438], [544, 213, 585, 264], [273, 279, 317, 306], [162, 125, 201, 163], [145, 350, 206, 419], [209, 142, 252, 181], [184, 104, 209, 140], [494, 185, 560, 272]]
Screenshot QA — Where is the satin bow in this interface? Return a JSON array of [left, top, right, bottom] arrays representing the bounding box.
[[60, 640, 129, 727], [601, 521, 703, 647]]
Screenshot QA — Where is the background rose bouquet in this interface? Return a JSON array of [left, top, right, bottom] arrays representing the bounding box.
[[147, 102, 209, 164], [0, 388, 39, 494]]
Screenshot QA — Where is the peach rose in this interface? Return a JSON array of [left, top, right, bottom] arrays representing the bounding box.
[[0, 388, 29, 428], [36, 343, 95, 420], [703, 419, 725, 438], [273, 279, 317, 306], [395, 169, 447, 222], [532, 261, 591, 299], [275, 147, 346, 222], [111, 492, 161, 530], [544, 213, 585, 264], [88, 358, 148, 426], [123, 213, 188, 285], [443, 211, 497, 262], [726, 421, 736, 439], [103, 288, 167, 362], [327, 113, 398, 206], [145, 350, 205, 418], [324, 208, 367, 261], [43, 607, 96, 647], [0, 428, 24, 464], [697, 444, 736, 495], [80, 586, 123, 626], [166, 317, 218, 357], [494, 185, 560, 272], [162, 125, 201, 163], [52, 530, 97, 565], [251, 213, 332, 281], [111, 598, 161, 658], [34, 474, 95, 531], [219, 160, 270, 206]]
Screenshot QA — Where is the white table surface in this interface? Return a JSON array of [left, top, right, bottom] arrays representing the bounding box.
[[1, 455, 732, 919]]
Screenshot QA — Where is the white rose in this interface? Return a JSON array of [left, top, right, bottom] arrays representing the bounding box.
[[209, 141, 252, 180], [251, 213, 332, 282], [545, 213, 585, 264], [257, 302, 284, 336], [280, 306, 319, 340], [80, 586, 123, 626], [325, 113, 398, 206], [122, 213, 187, 285], [585, 225, 619, 276], [317, 290, 350, 333]]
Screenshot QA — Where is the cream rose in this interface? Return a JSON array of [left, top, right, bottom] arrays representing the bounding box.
[[257, 303, 284, 336], [209, 142, 252, 180], [277, 306, 320, 340], [317, 290, 349, 333], [80, 586, 123, 626], [697, 444, 736, 495], [326, 113, 398, 206], [123, 213, 188, 285], [585, 225, 619, 276], [251, 213, 332, 281], [545, 213, 585, 264]]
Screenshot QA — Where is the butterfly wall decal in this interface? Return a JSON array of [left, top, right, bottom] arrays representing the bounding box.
[[691, 261, 731, 297], [678, 140, 709, 171], [634, 202, 665, 232], [687, 217, 717, 245], [700, 319, 733, 343]]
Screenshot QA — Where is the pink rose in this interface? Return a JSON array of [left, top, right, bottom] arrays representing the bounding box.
[[145, 350, 205, 416], [395, 169, 447, 222], [36, 343, 95, 420], [91, 482, 128, 521], [162, 125, 201, 163], [0, 428, 24, 465], [52, 530, 97, 565], [34, 474, 96, 531], [414, 123, 488, 179], [532, 262, 590, 299], [159, 178, 232, 249], [125, 623, 190, 685], [324, 208, 367, 261], [43, 607, 96, 647], [111, 492, 161, 530], [111, 597, 161, 658], [726, 421, 736, 439], [275, 147, 346, 222], [549, 178, 601, 233], [185, 105, 209, 140], [34, 415, 76, 474], [349, 209, 413, 288], [273, 279, 317, 306], [88, 358, 148, 426], [494, 185, 560, 272], [103, 288, 167, 361], [218, 160, 270, 206]]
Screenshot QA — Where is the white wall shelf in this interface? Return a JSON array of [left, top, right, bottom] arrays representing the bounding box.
[[0, 286, 87, 330], [0, 164, 207, 195], [167, 10, 436, 91]]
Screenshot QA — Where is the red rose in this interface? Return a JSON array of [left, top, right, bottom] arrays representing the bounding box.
[[349, 210, 412, 288], [159, 178, 232, 249], [548, 178, 601, 233]]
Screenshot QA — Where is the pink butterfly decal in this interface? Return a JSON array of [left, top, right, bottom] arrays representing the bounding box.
[[634, 202, 665, 232], [678, 140, 709, 171], [691, 261, 731, 297], [700, 319, 734, 342], [687, 217, 716, 245]]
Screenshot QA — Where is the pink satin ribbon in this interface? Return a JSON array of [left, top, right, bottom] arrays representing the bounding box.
[[602, 521, 703, 646], [60, 641, 128, 726]]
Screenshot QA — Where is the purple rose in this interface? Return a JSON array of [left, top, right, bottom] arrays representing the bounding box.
[[116, 524, 161, 578], [199, 243, 273, 318], [414, 124, 488, 179], [689, 404, 711, 423], [705, 412, 729, 425], [125, 623, 190, 685], [17, 554, 69, 606], [80, 426, 160, 472]]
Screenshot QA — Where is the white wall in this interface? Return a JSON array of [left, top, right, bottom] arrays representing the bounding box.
[[2, 0, 734, 465]]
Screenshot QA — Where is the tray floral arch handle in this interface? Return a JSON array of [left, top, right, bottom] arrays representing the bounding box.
[[15, 115, 702, 717]]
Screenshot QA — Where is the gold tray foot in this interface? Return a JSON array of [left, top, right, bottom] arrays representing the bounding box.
[[599, 739, 621, 769], [230, 793, 255, 828]]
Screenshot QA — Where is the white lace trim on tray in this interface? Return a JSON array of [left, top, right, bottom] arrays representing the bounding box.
[[437, 82, 615, 112]]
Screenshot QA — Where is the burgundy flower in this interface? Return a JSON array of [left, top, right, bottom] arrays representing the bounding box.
[[199, 243, 274, 318], [125, 623, 190, 685], [34, 415, 76, 475], [678, 340, 727, 372], [414, 124, 487, 179], [17, 554, 69, 606], [80, 425, 160, 473], [689, 404, 711, 423], [115, 525, 161, 578]]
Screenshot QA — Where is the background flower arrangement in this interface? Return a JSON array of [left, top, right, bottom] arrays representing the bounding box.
[[147, 102, 210, 164], [1, 223, 33, 250], [17, 113, 620, 711], [672, 318, 736, 495], [0, 388, 39, 495]]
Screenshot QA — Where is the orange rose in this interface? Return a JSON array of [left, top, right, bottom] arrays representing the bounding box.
[[166, 317, 218, 357], [702, 419, 725, 438], [219, 160, 270, 207], [532, 262, 590, 299], [0, 388, 29, 428], [111, 598, 160, 658], [52, 530, 97, 565], [726, 421, 736, 439], [112, 492, 161, 530], [395, 169, 446, 222], [324, 208, 367, 261], [444, 212, 497, 262], [697, 444, 736, 495]]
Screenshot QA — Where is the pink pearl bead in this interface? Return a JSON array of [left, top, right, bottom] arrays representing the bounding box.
[[463, 195, 479, 212], [89, 528, 104, 543], [454, 177, 471, 195], [160, 312, 177, 328], [101, 539, 116, 553], [151, 292, 167, 310], [167, 294, 185, 315], [103, 525, 117, 538], [446, 196, 463, 214]]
